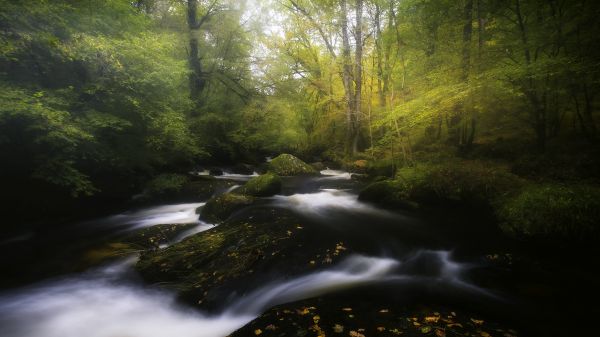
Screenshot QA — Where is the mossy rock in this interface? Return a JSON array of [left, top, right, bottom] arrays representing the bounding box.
[[496, 183, 600, 240], [80, 223, 197, 267], [135, 207, 350, 309], [142, 174, 235, 202], [199, 193, 255, 223], [235, 173, 282, 197], [268, 154, 317, 176]]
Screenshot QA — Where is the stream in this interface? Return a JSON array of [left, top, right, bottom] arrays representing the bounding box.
[[0, 169, 586, 336]]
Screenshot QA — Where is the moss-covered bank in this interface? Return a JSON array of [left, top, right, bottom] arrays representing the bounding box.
[[359, 160, 600, 241]]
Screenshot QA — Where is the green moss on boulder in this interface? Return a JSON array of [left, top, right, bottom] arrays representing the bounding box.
[[135, 207, 349, 309], [235, 173, 282, 197], [199, 193, 255, 223], [496, 183, 600, 239], [268, 154, 317, 176]]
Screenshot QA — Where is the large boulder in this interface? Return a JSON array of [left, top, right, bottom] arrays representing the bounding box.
[[268, 154, 317, 176], [235, 173, 282, 197], [199, 193, 255, 223], [141, 173, 235, 202], [135, 207, 350, 309]]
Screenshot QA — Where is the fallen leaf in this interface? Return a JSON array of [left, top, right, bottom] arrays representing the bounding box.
[[424, 316, 439, 323], [470, 318, 484, 325], [480, 332, 491, 337], [421, 326, 432, 334], [349, 331, 365, 337], [377, 326, 386, 332], [379, 309, 389, 313], [313, 315, 321, 323], [265, 324, 277, 331], [333, 324, 344, 333], [342, 308, 353, 312], [297, 308, 310, 315], [254, 329, 262, 335], [435, 329, 446, 337]]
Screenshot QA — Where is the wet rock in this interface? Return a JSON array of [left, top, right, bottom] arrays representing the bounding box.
[[268, 154, 318, 176], [231, 163, 255, 175], [80, 223, 197, 267], [235, 173, 282, 197], [209, 168, 224, 176], [199, 193, 255, 223], [135, 207, 350, 310], [310, 162, 326, 171], [140, 174, 235, 202], [231, 297, 520, 337]]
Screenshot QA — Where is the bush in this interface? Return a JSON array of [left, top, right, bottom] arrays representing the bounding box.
[[497, 183, 600, 239], [395, 161, 523, 204]]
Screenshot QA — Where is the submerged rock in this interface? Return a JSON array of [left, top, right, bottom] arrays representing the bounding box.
[[235, 173, 282, 197], [268, 154, 317, 176], [199, 193, 255, 223]]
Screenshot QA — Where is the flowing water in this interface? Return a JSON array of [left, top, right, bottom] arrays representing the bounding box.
[[0, 170, 574, 336]]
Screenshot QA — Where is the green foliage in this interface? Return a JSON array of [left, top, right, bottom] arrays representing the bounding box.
[[0, 0, 203, 204], [497, 183, 600, 239], [144, 173, 190, 196]]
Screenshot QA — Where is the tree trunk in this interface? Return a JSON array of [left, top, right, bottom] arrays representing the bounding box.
[[340, 0, 355, 156], [353, 0, 363, 156], [187, 0, 205, 108]]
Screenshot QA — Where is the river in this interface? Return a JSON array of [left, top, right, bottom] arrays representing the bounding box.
[[0, 169, 591, 336]]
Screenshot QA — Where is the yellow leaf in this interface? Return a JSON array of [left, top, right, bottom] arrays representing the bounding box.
[[470, 318, 484, 325], [424, 316, 439, 323], [333, 324, 344, 333], [254, 329, 262, 335]]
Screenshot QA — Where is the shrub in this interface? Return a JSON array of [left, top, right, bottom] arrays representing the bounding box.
[[497, 183, 600, 239]]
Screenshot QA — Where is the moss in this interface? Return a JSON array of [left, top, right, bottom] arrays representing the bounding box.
[[358, 180, 417, 210], [135, 207, 349, 309], [496, 183, 600, 239], [268, 154, 317, 176], [199, 193, 255, 223], [79, 223, 198, 267], [359, 161, 523, 209], [144, 173, 190, 196], [235, 173, 282, 197]]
